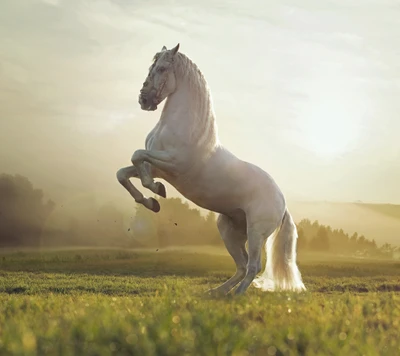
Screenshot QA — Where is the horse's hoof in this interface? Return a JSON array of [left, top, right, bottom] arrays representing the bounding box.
[[149, 198, 161, 213], [156, 182, 167, 198], [206, 288, 226, 298]]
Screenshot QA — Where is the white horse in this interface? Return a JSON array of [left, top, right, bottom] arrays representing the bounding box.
[[117, 44, 306, 295]]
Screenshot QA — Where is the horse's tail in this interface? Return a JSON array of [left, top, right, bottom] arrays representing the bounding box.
[[253, 209, 306, 292]]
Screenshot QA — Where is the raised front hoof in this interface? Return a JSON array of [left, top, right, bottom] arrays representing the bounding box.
[[142, 197, 161, 212], [155, 182, 167, 198], [149, 198, 161, 213]]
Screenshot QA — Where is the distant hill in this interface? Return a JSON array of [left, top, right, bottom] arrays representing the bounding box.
[[288, 201, 400, 247], [354, 203, 400, 221]]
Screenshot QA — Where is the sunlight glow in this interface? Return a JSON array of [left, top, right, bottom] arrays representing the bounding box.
[[301, 97, 360, 158], [296, 69, 368, 159]]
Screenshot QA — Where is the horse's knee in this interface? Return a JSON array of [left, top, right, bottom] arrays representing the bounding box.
[[116, 168, 126, 184], [131, 150, 145, 165]]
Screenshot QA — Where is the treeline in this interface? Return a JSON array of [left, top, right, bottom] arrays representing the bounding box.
[[132, 198, 220, 247], [0, 173, 398, 259], [0, 173, 129, 247], [0, 173, 220, 248], [296, 219, 398, 259], [0, 174, 55, 247]]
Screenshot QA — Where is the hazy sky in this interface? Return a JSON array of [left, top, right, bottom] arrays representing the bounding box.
[[1, 0, 399, 207]]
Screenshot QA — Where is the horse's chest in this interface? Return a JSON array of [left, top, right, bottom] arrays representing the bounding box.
[[145, 123, 174, 151], [144, 128, 181, 180], [145, 132, 162, 151]]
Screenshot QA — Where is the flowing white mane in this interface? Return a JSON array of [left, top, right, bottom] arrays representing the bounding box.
[[163, 52, 219, 149]]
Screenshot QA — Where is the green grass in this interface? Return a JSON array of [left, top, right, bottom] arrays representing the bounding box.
[[0, 248, 399, 355]]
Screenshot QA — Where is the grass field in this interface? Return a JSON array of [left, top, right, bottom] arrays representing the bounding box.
[[0, 248, 399, 356]]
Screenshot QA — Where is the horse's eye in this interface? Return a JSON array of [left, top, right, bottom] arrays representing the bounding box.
[[158, 66, 166, 73]]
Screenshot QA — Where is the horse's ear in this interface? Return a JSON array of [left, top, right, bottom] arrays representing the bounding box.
[[171, 43, 180, 56], [161, 45, 167, 51]]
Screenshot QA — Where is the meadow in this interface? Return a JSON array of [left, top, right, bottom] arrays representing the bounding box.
[[0, 248, 399, 356]]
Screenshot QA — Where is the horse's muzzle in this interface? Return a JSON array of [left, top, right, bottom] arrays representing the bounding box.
[[139, 89, 158, 111]]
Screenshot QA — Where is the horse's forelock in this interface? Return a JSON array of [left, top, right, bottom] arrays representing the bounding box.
[[152, 52, 162, 62], [148, 51, 173, 72]]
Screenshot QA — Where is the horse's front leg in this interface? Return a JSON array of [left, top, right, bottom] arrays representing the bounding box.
[[131, 149, 179, 199], [116, 165, 161, 212]]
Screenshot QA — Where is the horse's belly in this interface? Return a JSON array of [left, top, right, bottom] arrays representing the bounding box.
[[163, 160, 283, 217], [165, 174, 242, 214]]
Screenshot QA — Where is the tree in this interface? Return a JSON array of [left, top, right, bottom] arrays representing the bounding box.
[[297, 227, 307, 250], [131, 197, 223, 248], [0, 174, 55, 246], [202, 211, 222, 246], [309, 226, 330, 251], [131, 201, 158, 246], [95, 202, 128, 246]]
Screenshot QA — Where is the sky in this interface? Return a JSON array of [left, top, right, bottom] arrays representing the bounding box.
[[0, 0, 399, 207]]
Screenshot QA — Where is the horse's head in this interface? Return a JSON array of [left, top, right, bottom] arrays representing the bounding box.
[[139, 44, 180, 111]]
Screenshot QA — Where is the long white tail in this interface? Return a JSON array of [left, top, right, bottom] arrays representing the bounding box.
[[253, 209, 306, 292]]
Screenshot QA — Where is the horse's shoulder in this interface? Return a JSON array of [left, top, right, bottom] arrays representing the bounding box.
[[144, 122, 162, 148]]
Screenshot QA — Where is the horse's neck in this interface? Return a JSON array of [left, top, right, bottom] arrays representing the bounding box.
[[160, 64, 219, 149]]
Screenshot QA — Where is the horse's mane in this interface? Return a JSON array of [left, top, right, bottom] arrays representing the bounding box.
[[174, 53, 207, 92], [151, 51, 208, 96], [171, 52, 219, 148]]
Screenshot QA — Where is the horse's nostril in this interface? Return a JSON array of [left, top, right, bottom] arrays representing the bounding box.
[[142, 98, 147, 104], [144, 81, 148, 86]]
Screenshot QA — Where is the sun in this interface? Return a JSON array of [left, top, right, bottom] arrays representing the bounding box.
[[300, 98, 361, 158], [295, 75, 368, 159]]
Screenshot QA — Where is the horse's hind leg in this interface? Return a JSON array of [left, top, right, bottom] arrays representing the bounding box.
[[116, 165, 160, 212], [234, 220, 277, 295], [208, 214, 248, 296]]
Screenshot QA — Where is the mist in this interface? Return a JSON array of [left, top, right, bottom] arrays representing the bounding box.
[[1, 0, 399, 250]]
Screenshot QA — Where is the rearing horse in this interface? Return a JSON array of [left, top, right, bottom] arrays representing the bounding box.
[[116, 44, 306, 295]]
